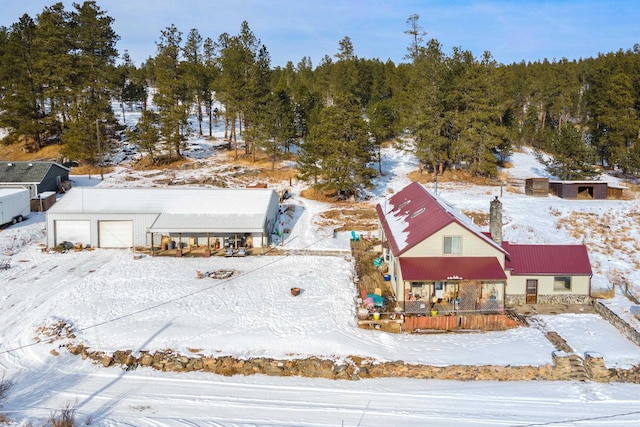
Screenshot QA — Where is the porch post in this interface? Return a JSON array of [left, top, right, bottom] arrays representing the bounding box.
[[503, 281, 507, 309]]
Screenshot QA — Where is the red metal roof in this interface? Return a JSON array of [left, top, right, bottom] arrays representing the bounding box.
[[505, 243, 592, 276], [376, 182, 503, 256], [399, 257, 507, 281]]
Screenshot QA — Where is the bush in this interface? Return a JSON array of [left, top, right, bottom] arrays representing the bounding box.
[[48, 402, 76, 427], [0, 374, 13, 407]]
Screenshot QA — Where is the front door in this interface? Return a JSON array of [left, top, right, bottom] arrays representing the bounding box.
[[526, 279, 538, 304]]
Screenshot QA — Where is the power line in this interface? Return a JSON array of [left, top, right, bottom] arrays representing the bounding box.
[[0, 231, 337, 356]]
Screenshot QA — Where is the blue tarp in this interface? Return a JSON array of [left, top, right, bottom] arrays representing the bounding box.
[[366, 293, 384, 307]]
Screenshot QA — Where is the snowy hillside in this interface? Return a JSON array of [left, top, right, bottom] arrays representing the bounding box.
[[1, 106, 640, 425]]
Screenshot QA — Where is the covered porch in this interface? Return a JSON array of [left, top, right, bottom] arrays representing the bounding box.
[[147, 211, 269, 257], [399, 257, 508, 317]]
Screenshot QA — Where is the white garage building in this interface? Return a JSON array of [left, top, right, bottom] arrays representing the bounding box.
[[46, 187, 280, 249]]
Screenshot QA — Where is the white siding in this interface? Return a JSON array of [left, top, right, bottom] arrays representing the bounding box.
[[403, 223, 505, 266], [508, 274, 591, 297]]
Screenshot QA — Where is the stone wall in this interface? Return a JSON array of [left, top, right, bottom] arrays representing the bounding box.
[[592, 300, 640, 347], [41, 317, 639, 384], [61, 341, 640, 383]]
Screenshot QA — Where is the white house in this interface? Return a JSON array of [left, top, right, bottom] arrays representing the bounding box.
[[46, 187, 280, 250], [376, 182, 593, 316]]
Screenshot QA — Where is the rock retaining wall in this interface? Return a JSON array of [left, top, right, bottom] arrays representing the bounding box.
[[592, 300, 640, 347], [40, 316, 639, 383], [62, 341, 640, 383]]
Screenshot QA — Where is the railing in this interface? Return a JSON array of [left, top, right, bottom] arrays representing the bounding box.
[[403, 298, 504, 316]]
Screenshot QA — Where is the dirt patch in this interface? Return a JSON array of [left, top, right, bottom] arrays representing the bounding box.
[[299, 187, 337, 203], [70, 165, 114, 175], [407, 169, 501, 186], [318, 205, 379, 231], [0, 139, 62, 160], [463, 210, 490, 227], [558, 210, 640, 287]]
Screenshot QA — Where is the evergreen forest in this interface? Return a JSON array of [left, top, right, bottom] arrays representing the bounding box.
[[1, 2, 640, 199]]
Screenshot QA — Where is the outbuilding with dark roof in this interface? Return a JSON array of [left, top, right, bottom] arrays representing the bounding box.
[[0, 161, 70, 197]]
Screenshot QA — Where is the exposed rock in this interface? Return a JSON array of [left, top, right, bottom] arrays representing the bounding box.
[[139, 353, 154, 367], [101, 355, 114, 367]]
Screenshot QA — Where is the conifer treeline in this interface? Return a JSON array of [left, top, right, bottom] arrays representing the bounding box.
[[1, 4, 638, 197]]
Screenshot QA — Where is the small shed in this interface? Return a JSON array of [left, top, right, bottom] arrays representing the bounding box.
[[525, 178, 549, 197], [607, 184, 627, 200], [548, 181, 609, 199]]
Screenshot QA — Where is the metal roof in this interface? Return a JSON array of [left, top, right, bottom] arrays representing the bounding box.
[[504, 243, 593, 276], [0, 161, 69, 184], [48, 187, 279, 232], [399, 257, 507, 281], [150, 212, 268, 233], [376, 182, 504, 256]]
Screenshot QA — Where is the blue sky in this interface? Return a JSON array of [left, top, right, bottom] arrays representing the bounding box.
[[1, 1, 638, 67]]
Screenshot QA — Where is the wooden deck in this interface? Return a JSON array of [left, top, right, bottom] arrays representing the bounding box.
[[149, 247, 267, 257]]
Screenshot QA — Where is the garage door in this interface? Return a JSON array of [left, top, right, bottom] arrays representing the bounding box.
[[99, 220, 133, 248], [55, 220, 90, 245]]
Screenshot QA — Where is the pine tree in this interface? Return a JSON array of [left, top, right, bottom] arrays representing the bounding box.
[[298, 95, 376, 199], [115, 51, 147, 122], [215, 22, 261, 157], [183, 28, 207, 136], [403, 38, 449, 175], [127, 109, 160, 162], [537, 127, 600, 180], [202, 37, 220, 137], [0, 14, 49, 148], [586, 53, 640, 171], [153, 24, 191, 159]]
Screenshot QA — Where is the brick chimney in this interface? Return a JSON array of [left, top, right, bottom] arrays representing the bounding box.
[[489, 196, 502, 245]]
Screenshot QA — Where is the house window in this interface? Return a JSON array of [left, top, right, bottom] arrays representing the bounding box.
[[554, 276, 571, 291], [443, 236, 462, 254]]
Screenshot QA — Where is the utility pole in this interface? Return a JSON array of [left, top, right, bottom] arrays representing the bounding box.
[[96, 119, 103, 180]]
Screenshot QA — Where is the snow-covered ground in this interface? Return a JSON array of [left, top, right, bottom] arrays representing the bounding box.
[[1, 107, 640, 425]]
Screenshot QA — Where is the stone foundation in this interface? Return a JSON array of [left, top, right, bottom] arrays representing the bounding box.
[[506, 295, 526, 306], [537, 294, 591, 304], [506, 294, 590, 305]]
